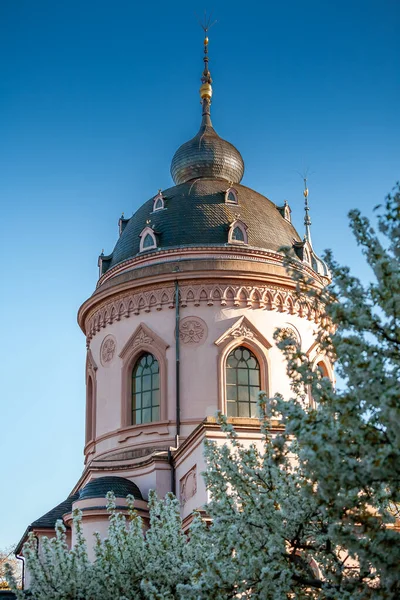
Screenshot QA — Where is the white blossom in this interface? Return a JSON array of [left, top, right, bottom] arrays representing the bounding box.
[[7, 185, 400, 598]]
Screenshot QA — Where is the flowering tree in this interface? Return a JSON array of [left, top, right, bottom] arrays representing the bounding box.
[[7, 491, 209, 600], [1, 546, 22, 590], [181, 184, 400, 598], [181, 413, 344, 599], [271, 183, 400, 597], [7, 186, 400, 598]]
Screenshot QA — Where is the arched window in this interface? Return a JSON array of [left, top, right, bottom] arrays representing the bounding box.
[[225, 187, 238, 204], [226, 346, 260, 417], [86, 375, 94, 444], [277, 201, 292, 222], [153, 192, 165, 211], [143, 233, 155, 248], [132, 353, 160, 424], [228, 220, 248, 245], [316, 361, 329, 378], [232, 226, 245, 242], [309, 360, 331, 408], [139, 226, 157, 252]]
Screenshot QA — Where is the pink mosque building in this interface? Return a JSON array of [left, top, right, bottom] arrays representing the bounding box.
[[16, 35, 332, 571]]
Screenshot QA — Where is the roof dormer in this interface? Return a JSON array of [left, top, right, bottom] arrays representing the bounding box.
[[139, 226, 158, 253]]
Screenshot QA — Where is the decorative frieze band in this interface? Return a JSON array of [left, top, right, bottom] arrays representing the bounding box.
[[85, 283, 325, 345]]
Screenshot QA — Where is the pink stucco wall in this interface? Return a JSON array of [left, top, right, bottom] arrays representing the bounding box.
[[87, 304, 318, 461]]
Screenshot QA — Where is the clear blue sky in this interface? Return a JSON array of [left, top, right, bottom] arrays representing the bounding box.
[[0, 0, 399, 549]]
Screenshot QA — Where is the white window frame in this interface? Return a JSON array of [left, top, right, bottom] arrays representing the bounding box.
[[139, 226, 157, 252], [283, 202, 291, 222], [152, 192, 165, 212], [228, 220, 248, 245], [225, 187, 238, 205]]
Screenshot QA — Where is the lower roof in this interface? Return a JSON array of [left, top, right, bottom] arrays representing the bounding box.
[[15, 477, 143, 555]]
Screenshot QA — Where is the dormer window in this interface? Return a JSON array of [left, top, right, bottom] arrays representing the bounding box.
[[228, 220, 248, 245], [232, 226, 245, 242], [139, 226, 157, 252], [98, 251, 111, 277], [225, 187, 238, 204], [152, 191, 165, 212], [277, 200, 292, 222], [118, 213, 129, 236], [143, 233, 154, 248]]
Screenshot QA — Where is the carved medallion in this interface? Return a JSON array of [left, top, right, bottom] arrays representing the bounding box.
[[278, 325, 301, 347], [179, 316, 208, 346], [100, 335, 117, 366], [180, 465, 197, 506]]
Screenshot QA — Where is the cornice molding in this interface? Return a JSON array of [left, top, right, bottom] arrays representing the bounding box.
[[83, 280, 326, 346], [96, 246, 293, 287]]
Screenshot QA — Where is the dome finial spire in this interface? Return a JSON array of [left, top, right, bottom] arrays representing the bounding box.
[[197, 12, 217, 119], [170, 16, 244, 186], [303, 175, 313, 247]]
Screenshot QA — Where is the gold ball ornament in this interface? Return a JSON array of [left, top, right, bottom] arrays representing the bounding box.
[[200, 82, 213, 100]]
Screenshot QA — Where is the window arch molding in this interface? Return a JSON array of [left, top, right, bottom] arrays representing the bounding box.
[[228, 219, 248, 245], [308, 354, 334, 409], [139, 226, 157, 252], [214, 317, 271, 416], [152, 191, 165, 212], [225, 187, 238, 204], [311, 353, 334, 383], [119, 323, 169, 428], [85, 349, 97, 453]]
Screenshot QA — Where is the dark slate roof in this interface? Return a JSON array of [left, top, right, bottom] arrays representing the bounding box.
[[79, 476, 143, 500], [107, 178, 301, 272], [30, 492, 79, 529], [15, 478, 142, 554], [15, 492, 80, 554]]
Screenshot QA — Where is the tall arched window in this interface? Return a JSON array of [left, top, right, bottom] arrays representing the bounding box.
[[226, 346, 260, 417], [316, 361, 329, 378], [309, 359, 332, 408], [132, 353, 160, 424], [86, 375, 94, 444]]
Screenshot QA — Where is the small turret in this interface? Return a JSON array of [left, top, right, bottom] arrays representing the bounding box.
[[299, 178, 331, 279]]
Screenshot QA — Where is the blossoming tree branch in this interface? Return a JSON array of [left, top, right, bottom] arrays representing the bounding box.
[[7, 185, 400, 599]]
